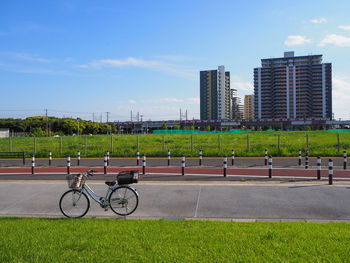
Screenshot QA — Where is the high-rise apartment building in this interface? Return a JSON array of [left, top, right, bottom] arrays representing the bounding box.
[[200, 66, 231, 120], [231, 89, 243, 120], [244, 95, 254, 119], [254, 52, 332, 120]]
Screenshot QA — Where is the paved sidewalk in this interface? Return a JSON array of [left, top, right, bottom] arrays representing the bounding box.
[[1, 181, 350, 221]]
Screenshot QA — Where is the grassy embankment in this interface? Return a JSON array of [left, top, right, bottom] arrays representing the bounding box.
[[0, 131, 349, 157], [0, 218, 349, 262]]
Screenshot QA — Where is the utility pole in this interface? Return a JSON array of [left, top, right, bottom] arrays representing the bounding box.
[[137, 112, 139, 122], [186, 110, 188, 121], [77, 119, 80, 136], [45, 109, 48, 137], [140, 115, 143, 133], [106, 112, 110, 123], [93, 113, 95, 122], [131, 110, 133, 122]]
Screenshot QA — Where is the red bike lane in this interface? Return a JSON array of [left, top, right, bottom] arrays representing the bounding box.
[[0, 167, 349, 179]]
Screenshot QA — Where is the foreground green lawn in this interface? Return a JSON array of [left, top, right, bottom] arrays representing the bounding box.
[[0, 218, 350, 262], [0, 131, 349, 157]]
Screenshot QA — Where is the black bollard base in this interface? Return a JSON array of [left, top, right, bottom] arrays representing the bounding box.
[[329, 175, 333, 185]]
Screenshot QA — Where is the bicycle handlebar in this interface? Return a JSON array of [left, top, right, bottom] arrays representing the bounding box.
[[86, 170, 98, 176]]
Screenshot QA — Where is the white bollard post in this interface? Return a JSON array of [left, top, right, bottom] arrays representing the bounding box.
[[231, 149, 235, 166], [167, 150, 170, 166], [223, 156, 227, 177], [31, 155, 35, 174], [104, 155, 107, 174], [329, 159, 333, 185], [268, 156, 272, 178], [182, 155, 185, 176], [142, 154, 146, 175], [67, 156, 71, 175], [317, 156, 321, 180]]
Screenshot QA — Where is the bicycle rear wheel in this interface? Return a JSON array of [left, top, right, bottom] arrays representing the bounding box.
[[59, 189, 90, 218], [109, 186, 138, 216]]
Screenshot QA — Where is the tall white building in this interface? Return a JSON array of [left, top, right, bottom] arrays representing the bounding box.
[[200, 65, 231, 120]]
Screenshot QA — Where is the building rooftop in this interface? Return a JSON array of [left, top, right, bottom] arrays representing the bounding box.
[[260, 52, 323, 68]]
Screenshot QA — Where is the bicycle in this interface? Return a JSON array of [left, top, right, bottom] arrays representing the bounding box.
[[59, 169, 140, 218]]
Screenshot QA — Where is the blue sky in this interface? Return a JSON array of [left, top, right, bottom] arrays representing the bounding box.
[[1, 0, 350, 121]]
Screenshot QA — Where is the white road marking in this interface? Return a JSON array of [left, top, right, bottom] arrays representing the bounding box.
[[194, 186, 202, 218]]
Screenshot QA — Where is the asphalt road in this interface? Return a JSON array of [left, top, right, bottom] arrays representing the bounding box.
[[1, 181, 349, 221]]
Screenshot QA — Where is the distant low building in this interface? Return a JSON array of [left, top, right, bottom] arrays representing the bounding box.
[[0, 128, 10, 138]]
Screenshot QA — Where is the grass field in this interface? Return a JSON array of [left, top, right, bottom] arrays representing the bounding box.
[[0, 218, 349, 262], [0, 131, 349, 157]]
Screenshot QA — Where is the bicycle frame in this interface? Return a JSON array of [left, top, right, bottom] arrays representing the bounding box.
[[81, 183, 112, 206], [81, 182, 138, 207]]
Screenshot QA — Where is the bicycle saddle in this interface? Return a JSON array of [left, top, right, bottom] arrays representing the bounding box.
[[105, 181, 116, 186]]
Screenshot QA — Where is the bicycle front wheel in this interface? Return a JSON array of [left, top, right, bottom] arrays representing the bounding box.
[[109, 186, 139, 216], [59, 189, 90, 218]]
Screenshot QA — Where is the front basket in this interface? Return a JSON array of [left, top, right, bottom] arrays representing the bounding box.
[[66, 174, 84, 189]]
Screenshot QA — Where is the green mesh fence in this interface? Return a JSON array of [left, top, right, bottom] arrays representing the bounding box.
[[328, 129, 350, 133], [153, 129, 251, 134]]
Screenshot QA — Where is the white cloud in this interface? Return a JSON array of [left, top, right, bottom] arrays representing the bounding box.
[[185, 98, 200, 104], [318, 34, 350, 47], [333, 75, 350, 119], [154, 55, 192, 61], [78, 57, 197, 80], [0, 51, 52, 63], [310, 18, 327, 24], [284, 35, 312, 46], [158, 98, 184, 103], [119, 97, 200, 120], [338, 25, 350, 31], [231, 80, 253, 93], [158, 97, 199, 104], [129, 100, 136, 104]]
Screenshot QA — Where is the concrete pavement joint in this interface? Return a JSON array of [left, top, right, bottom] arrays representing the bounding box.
[[194, 186, 201, 218]]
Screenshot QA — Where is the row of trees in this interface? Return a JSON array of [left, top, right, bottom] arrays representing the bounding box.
[[0, 117, 116, 136]]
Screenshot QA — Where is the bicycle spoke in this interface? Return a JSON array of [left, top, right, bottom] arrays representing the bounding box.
[[109, 186, 138, 216], [59, 190, 89, 218], [125, 194, 136, 200]]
